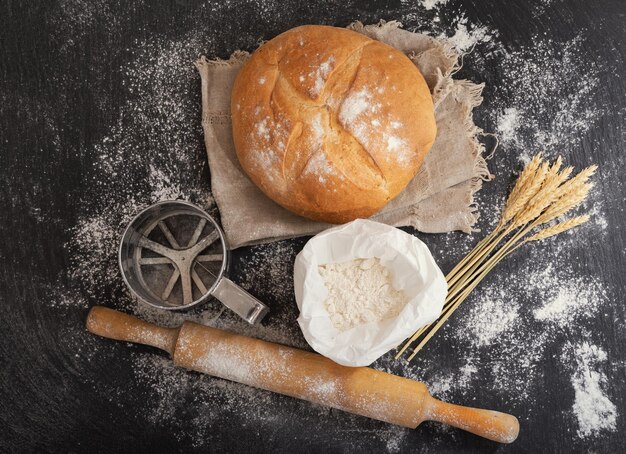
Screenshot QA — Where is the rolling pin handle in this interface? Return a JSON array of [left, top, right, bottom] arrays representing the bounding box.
[[85, 306, 179, 355], [423, 394, 520, 444]]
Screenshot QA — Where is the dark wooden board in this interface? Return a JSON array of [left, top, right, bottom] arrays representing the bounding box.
[[1, 0, 625, 452]]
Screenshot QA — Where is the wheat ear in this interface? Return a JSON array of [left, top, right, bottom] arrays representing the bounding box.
[[526, 216, 590, 242]]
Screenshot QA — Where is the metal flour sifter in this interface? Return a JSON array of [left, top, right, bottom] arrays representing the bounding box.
[[119, 200, 268, 324]]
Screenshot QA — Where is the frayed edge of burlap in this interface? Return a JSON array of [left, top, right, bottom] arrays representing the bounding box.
[[348, 18, 404, 35], [454, 79, 494, 232], [196, 50, 250, 69], [401, 79, 493, 233], [432, 69, 455, 110]]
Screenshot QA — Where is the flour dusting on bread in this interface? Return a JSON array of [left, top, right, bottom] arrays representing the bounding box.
[[339, 88, 372, 124], [309, 55, 336, 98], [303, 152, 334, 184]]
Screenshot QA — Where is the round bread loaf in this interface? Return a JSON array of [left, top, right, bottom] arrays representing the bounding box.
[[231, 25, 436, 223]]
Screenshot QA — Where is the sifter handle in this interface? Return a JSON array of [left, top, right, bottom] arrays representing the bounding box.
[[85, 306, 179, 355], [212, 277, 269, 325]]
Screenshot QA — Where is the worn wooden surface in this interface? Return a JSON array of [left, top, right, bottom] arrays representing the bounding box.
[[1, 0, 625, 452]]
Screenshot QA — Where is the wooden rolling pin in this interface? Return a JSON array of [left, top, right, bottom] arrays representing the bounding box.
[[86, 306, 519, 443]]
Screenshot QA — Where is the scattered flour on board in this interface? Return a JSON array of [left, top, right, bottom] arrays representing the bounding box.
[[562, 342, 618, 438], [397, 2, 495, 51], [585, 194, 609, 232], [491, 36, 603, 159], [464, 287, 519, 347], [482, 33, 608, 233], [427, 356, 478, 401], [421, 0, 449, 11], [237, 241, 300, 306], [533, 279, 608, 327], [397, 0, 606, 173], [440, 15, 493, 51], [496, 107, 521, 150]]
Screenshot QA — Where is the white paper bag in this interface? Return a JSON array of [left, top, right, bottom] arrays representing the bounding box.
[[294, 219, 447, 367]]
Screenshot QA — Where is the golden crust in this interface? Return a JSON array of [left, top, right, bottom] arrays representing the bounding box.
[[231, 25, 436, 223]]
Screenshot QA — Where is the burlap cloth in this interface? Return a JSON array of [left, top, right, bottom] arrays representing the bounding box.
[[195, 21, 492, 248]]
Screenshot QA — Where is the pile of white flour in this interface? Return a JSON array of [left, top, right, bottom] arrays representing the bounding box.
[[319, 258, 408, 331]]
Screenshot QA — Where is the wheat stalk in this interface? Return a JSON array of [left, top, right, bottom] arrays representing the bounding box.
[[446, 155, 546, 283], [445, 155, 545, 282], [526, 216, 590, 242], [396, 156, 596, 361]]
